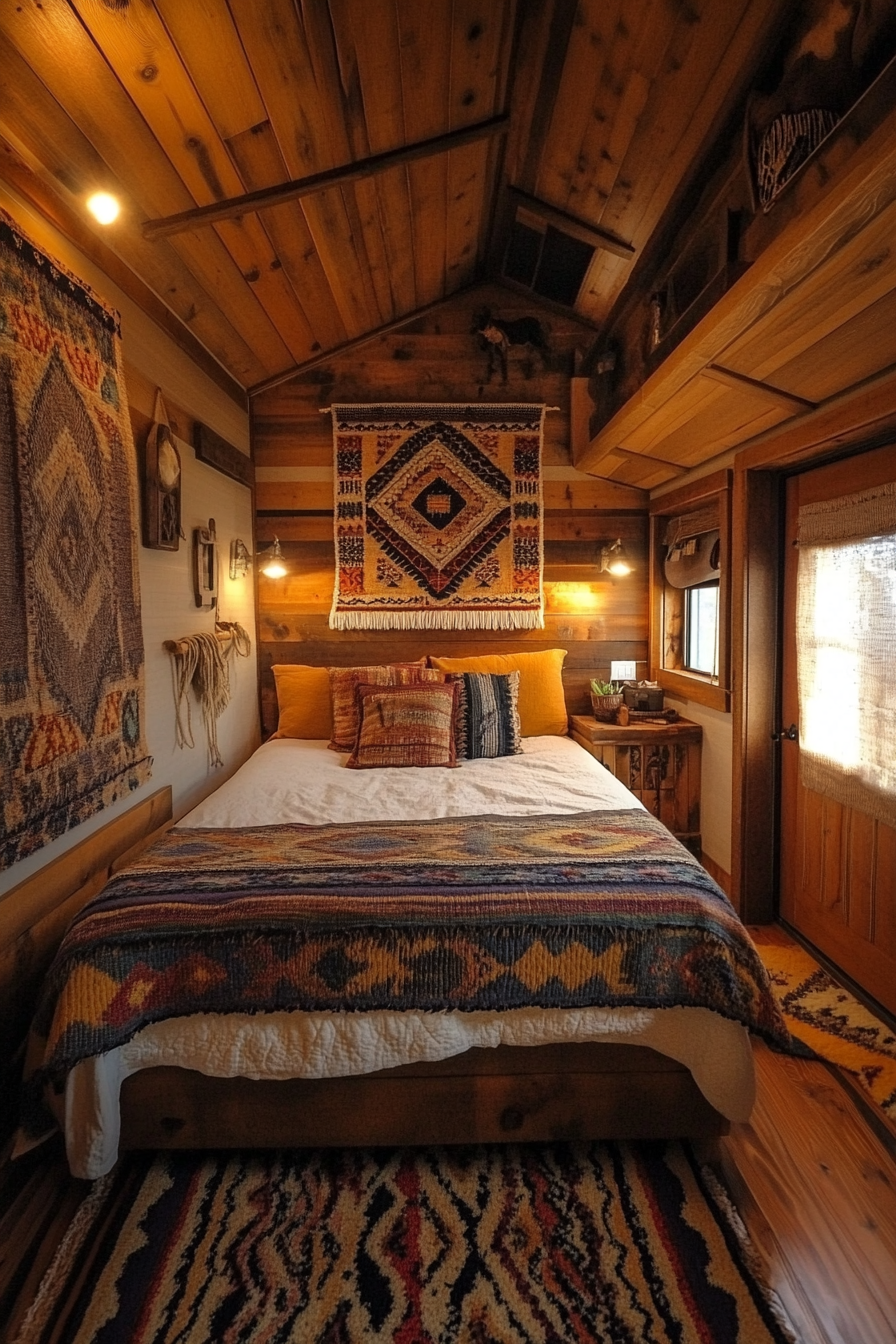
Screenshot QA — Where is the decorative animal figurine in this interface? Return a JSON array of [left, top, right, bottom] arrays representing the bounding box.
[[472, 307, 551, 383]]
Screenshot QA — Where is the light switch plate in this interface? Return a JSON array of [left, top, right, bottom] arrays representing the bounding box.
[[610, 660, 636, 682]]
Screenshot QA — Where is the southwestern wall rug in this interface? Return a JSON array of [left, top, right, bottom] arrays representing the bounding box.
[[0, 209, 151, 870], [757, 937, 896, 1123], [13, 1142, 797, 1343], [329, 403, 545, 630]]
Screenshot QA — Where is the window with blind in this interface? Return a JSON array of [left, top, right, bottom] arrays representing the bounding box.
[[649, 470, 731, 712]]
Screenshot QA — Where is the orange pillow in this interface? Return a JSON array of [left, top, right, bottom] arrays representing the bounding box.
[[271, 665, 333, 739], [428, 649, 568, 736], [328, 661, 440, 752]]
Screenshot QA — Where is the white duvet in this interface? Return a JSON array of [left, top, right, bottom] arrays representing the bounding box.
[[62, 736, 755, 1178]]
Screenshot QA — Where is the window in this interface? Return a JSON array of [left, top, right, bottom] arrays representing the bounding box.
[[685, 583, 719, 675], [649, 470, 731, 712]]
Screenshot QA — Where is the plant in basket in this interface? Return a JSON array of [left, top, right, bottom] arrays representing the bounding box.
[[590, 678, 624, 722]]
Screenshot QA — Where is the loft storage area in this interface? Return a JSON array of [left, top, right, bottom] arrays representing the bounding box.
[[1, 4, 895, 1342]]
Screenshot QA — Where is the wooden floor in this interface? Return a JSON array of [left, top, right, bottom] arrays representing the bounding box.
[[2, 933, 895, 1343]]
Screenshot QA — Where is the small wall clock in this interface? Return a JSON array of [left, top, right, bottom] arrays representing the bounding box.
[[142, 390, 182, 550]]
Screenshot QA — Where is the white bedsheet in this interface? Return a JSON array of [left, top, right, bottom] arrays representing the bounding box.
[[180, 734, 646, 827], [62, 737, 756, 1178]]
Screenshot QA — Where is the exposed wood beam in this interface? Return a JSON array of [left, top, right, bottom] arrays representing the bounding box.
[[143, 115, 510, 241], [507, 187, 635, 260], [702, 364, 817, 411], [248, 286, 480, 398]]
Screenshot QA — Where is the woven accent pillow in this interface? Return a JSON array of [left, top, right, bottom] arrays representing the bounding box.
[[452, 671, 522, 760], [346, 681, 459, 769], [328, 661, 439, 752]]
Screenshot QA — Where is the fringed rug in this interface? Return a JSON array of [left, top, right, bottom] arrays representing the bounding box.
[[0, 208, 151, 869], [330, 403, 544, 630], [759, 940, 896, 1121], [15, 1143, 796, 1344]]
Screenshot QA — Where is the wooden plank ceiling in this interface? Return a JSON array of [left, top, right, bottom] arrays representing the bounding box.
[[0, 0, 785, 401]]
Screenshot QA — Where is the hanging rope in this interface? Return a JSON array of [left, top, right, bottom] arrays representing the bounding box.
[[166, 623, 251, 768]]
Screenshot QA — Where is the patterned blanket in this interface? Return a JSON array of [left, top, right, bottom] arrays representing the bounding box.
[[22, 810, 789, 1138]]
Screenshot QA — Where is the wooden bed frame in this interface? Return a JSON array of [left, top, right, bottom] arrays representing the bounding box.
[[119, 1044, 727, 1152], [4, 709, 731, 1159]]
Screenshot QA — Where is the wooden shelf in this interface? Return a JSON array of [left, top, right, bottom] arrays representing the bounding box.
[[576, 79, 896, 484]]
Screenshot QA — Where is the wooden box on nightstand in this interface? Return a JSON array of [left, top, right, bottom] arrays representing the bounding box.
[[569, 714, 703, 855]]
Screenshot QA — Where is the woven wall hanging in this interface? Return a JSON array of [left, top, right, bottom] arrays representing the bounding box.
[[329, 403, 545, 630]]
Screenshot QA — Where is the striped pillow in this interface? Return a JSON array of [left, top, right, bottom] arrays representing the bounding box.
[[346, 681, 459, 769], [327, 662, 440, 752], [452, 671, 522, 760]]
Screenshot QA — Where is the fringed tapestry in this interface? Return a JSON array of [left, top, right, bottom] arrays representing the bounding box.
[[329, 403, 545, 630], [0, 209, 152, 870]]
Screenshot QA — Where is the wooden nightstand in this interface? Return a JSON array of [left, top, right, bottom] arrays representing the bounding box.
[[570, 714, 703, 855]]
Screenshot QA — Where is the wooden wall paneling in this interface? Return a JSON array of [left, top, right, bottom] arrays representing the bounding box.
[[0, 0, 289, 378]]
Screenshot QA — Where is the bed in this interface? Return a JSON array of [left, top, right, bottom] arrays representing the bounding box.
[[19, 730, 790, 1180]]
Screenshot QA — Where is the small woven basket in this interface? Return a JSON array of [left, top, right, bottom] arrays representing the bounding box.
[[591, 691, 624, 722]]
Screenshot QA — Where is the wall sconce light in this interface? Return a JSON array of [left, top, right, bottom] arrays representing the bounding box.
[[599, 538, 632, 576], [258, 537, 287, 579], [228, 536, 287, 580]]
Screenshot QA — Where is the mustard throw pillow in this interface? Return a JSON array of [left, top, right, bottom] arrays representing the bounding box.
[[429, 649, 568, 737], [271, 664, 333, 739]]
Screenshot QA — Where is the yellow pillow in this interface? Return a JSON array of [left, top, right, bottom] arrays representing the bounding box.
[[271, 664, 333, 739], [428, 649, 568, 736]]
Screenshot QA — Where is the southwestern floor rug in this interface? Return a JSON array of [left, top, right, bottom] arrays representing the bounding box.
[[14, 1142, 796, 1344], [757, 939, 896, 1123]]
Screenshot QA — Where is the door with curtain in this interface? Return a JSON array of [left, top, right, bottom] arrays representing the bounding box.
[[780, 443, 896, 1014]]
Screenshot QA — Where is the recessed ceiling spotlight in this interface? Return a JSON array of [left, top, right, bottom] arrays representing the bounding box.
[[87, 192, 120, 225]]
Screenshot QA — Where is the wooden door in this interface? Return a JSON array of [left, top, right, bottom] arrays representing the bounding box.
[[780, 443, 896, 1014]]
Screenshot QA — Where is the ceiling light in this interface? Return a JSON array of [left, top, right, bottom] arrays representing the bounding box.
[[599, 538, 632, 576], [87, 192, 120, 225]]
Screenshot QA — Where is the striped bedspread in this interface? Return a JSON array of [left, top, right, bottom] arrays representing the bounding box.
[[21, 810, 789, 1138]]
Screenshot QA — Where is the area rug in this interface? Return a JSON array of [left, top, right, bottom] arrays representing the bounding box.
[[0, 208, 152, 870], [15, 1142, 796, 1343], [330, 403, 544, 630], [758, 940, 896, 1121]]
